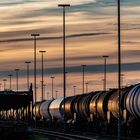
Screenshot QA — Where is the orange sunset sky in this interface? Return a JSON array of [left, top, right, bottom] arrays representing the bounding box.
[[0, 0, 140, 101]]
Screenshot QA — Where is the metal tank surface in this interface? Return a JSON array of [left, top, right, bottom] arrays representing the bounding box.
[[89, 91, 103, 117], [73, 94, 86, 116], [33, 101, 42, 119], [108, 86, 133, 118], [96, 89, 116, 119], [78, 92, 95, 119], [40, 100, 53, 120], [125, 83, 140, 118], [49, 98, 64, 120], [61, 96, 77, 119]]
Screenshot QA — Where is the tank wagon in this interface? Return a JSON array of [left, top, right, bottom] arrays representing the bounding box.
[[33, 83, 140, 136]]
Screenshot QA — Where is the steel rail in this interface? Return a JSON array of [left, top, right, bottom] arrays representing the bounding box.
[[33, 128, 140, 140], [68, 130, 140, 140], [33, 128, 96, 140]]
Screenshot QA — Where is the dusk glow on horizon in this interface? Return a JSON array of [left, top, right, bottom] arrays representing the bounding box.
[[0, 0, 140, 101]]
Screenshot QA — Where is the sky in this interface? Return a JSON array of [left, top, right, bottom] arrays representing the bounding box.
[[0, 0, 140, 101]]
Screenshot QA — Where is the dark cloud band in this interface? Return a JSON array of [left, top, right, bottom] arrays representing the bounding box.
[[0, 32, 110, 43]]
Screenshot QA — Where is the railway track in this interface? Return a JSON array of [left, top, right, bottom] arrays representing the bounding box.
[[33, 128, 140, 140], [65, 129, 140, 140], [33, 128, 97, 140]]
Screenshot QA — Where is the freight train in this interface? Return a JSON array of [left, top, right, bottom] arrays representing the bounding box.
[[33, 83, 140, 137]]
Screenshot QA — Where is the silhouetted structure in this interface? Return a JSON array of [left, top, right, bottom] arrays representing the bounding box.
[[3, 79, 7, 91], [51, 76, 55, 99], [85, 82, 88, 93], [81, 65, 86, 94], [25, 61, 31, 90], [15, 69, 20, 92], [102, 55, 109, 91], [117, 0, 121, 139], [39, 50, 46, 101], [31, 33, 40, 103], [8, 74, 13, 90], [58, 4, 70, 131]]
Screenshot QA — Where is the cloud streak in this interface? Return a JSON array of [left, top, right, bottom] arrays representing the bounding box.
[[0, 0, 139, 95], [1, 62, 140, 78], [0, 32, 110, 43]]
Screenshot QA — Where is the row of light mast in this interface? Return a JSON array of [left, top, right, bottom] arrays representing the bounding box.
[[1, 2, 122, 138], [1, 54, 114, 99]]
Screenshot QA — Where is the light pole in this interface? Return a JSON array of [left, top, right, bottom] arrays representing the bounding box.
[[81, 65, 86, 94], [43, 84, 46, 100], [0, 83, 2, 91], [15, 69, 20, 92], [102, 78, 104, 91], [118, 0, 121, 139], [73, 86, 76, 96], [25, 61, 31, 90], [55, 90, 58, 99], [31, 33, 40, 103], [50, 76, 55, 99], [8, 74, 13, 90], [47, 92, 49, 100], [3, 79, 7, 90], [85, 82, 88, 93], [121, 74, 124, 88], [102, 55, 109, 91], [39, 50, 46, 101], [58, 4, 70, 129]]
